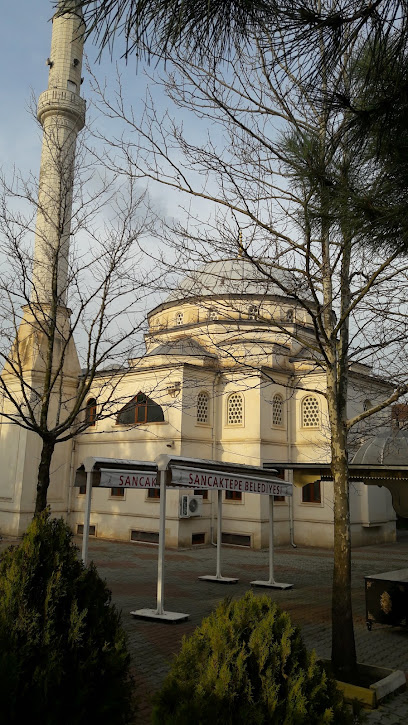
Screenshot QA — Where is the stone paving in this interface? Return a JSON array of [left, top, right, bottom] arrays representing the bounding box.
[[83, 533, 408, 724], [3, 531, 408, 723]]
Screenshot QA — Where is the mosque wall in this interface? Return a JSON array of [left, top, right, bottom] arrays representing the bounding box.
[[0, 5, 398, 552]]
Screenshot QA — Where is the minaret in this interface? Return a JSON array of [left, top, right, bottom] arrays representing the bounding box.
[[32, 1, 86, 305], [0, 3, 85, 535]]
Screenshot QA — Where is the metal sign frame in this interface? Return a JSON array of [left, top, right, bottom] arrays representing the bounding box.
[[75, 454, 294, 625]]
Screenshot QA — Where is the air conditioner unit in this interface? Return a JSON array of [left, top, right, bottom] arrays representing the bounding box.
[[179, 494, 203, 518]]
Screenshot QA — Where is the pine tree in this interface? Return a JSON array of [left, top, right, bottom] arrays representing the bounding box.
[[0, 510, 135, 725], [153, 591, 354, 724]]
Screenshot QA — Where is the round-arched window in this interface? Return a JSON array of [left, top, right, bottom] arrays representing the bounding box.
[[85, 398, 97, 426], [272, 394, 284, 427], [227, 393, 244, 425], [197, 392, 210, 424], [301, 395, 320, 428]]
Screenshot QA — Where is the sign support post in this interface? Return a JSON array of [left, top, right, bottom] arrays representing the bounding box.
[[156, 468, 166, 615], [251, 495, 293, 589], [198, 489, 239, 584], [81, 467, 93, 566], [131, 466, 189, 623]]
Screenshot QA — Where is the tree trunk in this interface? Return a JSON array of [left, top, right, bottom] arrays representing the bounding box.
[[330, 418, 357, 679], [35, 437, 56, 514]]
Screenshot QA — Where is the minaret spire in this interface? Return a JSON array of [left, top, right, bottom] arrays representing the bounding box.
[[32, 1, 86, 306]]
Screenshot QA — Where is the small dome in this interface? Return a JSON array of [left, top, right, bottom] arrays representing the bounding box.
[[352, 427, 408, 466], [165, 258, 308, 302]]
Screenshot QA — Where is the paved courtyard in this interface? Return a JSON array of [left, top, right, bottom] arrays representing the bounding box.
[[3, 531, 408, 723], [75, 532, 408, 724]]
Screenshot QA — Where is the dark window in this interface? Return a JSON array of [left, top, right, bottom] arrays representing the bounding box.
[[111, 488, 125, 497], [225, 491, 242, 501], [86, 398, 97, 426], [77, 524, 96, 536], [130, 530, 159, 544], [78, 484, 86, 495], [116, 392, 164, 426], [221, 532, 251, 547], [147, 488, 160, 499], [194, 489, 208, 500], [274, 469, 286, 502], [302, 481, 321, 503], [192, 532, 205, 545]]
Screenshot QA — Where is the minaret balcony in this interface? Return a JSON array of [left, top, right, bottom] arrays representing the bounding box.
[[37, 88, 86, 129]]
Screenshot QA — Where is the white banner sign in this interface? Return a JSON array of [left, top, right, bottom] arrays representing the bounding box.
[[100, 469, 159, 488], [171, 467, 292, 497]]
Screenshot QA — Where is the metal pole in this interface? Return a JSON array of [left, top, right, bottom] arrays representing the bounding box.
[[156, 469, 166, 616], [216, 489, 222, 579], [82, 470, 92, 566], [268, 494, 275, 584]]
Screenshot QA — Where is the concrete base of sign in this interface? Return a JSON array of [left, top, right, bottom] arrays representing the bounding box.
[[250, 579, 293, 589], [130, 608, 189, 623], [198, 574, 239, 584]]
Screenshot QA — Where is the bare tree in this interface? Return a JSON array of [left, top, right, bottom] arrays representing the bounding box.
[[0, 118, 158, 513], [61, 1, 408, 253], [88, 39, 408, 678]]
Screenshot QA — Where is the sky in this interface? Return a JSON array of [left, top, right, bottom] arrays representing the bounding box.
[[0, 1, 178, 358], [0, 2, 149, 177], [0, 1, 220, 272]]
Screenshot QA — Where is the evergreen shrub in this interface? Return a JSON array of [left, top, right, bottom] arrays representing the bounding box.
[[0, 510, 134, 725], [153, 590, 355, 724]]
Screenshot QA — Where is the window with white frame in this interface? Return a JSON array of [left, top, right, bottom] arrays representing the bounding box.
[[301, 395, 320, 428], [248, 304, 258, 320], [176, 311, 184, 326], [227, 393, 244, 425], [286, 308, 294, 322], [208, 308, 217, 320], [197, 392, 210, 424], [272, 394, 284, 427]]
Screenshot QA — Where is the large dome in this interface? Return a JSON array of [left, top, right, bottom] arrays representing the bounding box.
[[165, 258, 308, 303]]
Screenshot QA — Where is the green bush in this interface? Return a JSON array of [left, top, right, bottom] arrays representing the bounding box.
[[153, 591, 354, 724], [0, 510, 134, 725]]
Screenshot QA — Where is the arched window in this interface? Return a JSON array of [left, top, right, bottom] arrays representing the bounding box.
[[227, 393, 244, 425], [85, 398, 97, 426], [176, 311, 184, 326], [197, 392, 210, 424], [272, 394, 284, 427], [286, 308, 294, 323], [301, 395, 320, 428], [116, 393, 164, 425], [363, 399, 372, 411]]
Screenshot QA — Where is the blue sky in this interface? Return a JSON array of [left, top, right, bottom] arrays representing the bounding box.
[[0, 2, 156, 177], [0, 1, 218, 247], [0, 2, 52, 172]]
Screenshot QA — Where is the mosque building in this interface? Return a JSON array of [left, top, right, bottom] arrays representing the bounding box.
[[0, 3, 397, 548]]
